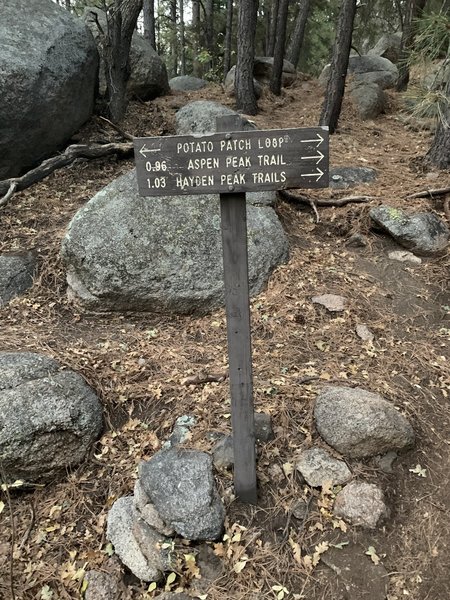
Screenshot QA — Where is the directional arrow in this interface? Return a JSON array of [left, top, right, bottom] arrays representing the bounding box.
[[301, 150, 325, 165], [139, 144, 161, 157], [299, 133, 324, 148], [301, 168, 324, 182]]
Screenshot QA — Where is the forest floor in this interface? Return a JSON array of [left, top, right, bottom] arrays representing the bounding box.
[[0, 76, 449, 600]]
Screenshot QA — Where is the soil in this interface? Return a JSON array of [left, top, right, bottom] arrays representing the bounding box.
[[0, 76, 449, 600]]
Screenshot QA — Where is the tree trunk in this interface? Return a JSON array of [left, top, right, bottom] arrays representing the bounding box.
[[286, 0, 311, 67], [426, 64, 450, 169], [235, 0, 258, 115], [223, 0, 234, 81], [396, 0, 428, 91], [143, 0, 156, 50], [270, 0, 290, 95], [192, 0, 202, 77], [264, 0, 271, 55], [319, 0, 357, 134], [179, 0, 186, 74], [205, 0, 215, 72], [102, 0, 143, 122], [170, 0, 178, 76], [267, 0, 279, 57]]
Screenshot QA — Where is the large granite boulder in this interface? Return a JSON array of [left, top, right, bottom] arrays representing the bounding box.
[[175, 100, 256, 135], [84, 8, 169, 100], [61, 170, 288, 313], [0, 251, 38, 306], [0, 0, 98, 179], [169, 75, 208, 91], [368, 33, 402, 64], [350, 80, 387, 120], [370, 206, 450, 256], [224, 66, 263, 99], [0, 352, 103, 483], [254, 57, 297, 87], [320, 55, 398, 90]]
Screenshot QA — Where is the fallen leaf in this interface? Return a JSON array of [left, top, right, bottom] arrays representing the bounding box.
[[409, 464, 427, 477], [365, 546, 380, 565]]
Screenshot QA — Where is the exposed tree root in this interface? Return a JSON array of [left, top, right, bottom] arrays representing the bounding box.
[[279, 190, 372, 222]]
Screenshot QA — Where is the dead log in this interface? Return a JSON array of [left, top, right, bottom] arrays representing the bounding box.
[[0, 142, 133, 209], [406, 187, 450, 199]]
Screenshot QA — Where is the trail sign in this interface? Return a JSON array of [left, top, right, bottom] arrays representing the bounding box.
[[133, 117, 329, 504], [133, 126, 329, 197]]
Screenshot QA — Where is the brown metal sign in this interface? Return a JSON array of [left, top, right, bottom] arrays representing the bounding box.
[[134, 126, 329, 196]]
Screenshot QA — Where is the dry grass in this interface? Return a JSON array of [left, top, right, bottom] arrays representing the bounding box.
[[0, 78, 449, 600]]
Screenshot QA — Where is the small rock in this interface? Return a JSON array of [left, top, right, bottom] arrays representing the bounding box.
[[346, 233, 368, 247], [193, 543, 225, 593], [131, 517, 174, 571], [163, 414, 197, 449], [314, 386, 415, 458], [296, 447, 352, 488], [329, 167, 377, 189], [312, 294, 346, 312], [134, 480, 174, 536], [254, 412, 274, 441], [355, 324, 374, 342], [370, 206, 449, 256], [268, 463, 284, 481], [212, 435, 234, 470], [157, 593, 192, 600], [333, 482, 388, 528], [292, 498, 309, 520], [350, 81, 386, 120], [84, 570, 123, 600], [169, 75, 207, 91], [388, 250, 422, 264], [0, 251, 38, 305], [375, 450, 398, 474], [106, 497, 162, 582], [139, 449, 225, 541]]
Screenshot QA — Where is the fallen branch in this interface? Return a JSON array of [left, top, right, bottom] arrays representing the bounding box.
[[97, 116, 135, 141], [406, 186, 450, 199], [0, 142, 133, 209]]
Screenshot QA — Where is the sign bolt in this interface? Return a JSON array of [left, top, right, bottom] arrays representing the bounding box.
[[225, 133, 232, 140], [228, 185, 234, 191]]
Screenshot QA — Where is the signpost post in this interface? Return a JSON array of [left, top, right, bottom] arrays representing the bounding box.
[[134, 119, 329, 504]]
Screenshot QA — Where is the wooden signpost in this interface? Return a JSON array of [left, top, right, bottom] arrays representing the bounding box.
[[134, 118, 329, 504]]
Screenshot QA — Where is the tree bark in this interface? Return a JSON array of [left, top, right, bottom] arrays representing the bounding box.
[[426, 66, 450, 169], [223, 0, 234, 81], [396, 0, 428, 91], [169, 0, 178, 76], [286, 0, 311, 67], [205, 0, 215, 73], [179, 0, 186, 74], [94, 0, 143, 122], [143, 0, 156, 50], [192, 0, 202, 77], [319, 0, 357, 134], [267, 0, 279, 57], [270, 0, 290, 95], [235, 0, 259, 115]]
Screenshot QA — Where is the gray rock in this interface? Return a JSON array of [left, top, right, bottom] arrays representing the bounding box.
[[133, 480, 175, 536], [224, 66, 263, 99], [0, 352, 103, 483], [296, 447, 352, 488], [330, 167, 377, 189], [106, 497, 163, 582], [355, 324, 374, 342], [84, 570, 123, 600], [61, 169, 288, 314], [0, 0, 98, 179], [292, 498, 309, 521], [423, 59, 450, 92], [314, 386, 415, 459], [320, 543, 389, 599], [175, 100, 256, 135], [254, 57, 296, 87], [163, 415, 197, 449], [212, 435, 234, 470], [169, 75, 208, 91], [131, 517, 174, 571], [368, 33, 402, 64], [312, 294, 346, 312], [375, 450, 398, 474], [84, 8, 168, 100], [370, 206, 449, 256], [345, 233, 368, 247], [320, 55, 398, 90], [333, 482, 388, 528], [350, 81, 386, 120], [157, 593, 192, 600], [254, 412, 274, 442], [192, 543, 225, 593], [139, 449, 225, 541], [388, 250, 422, 264], [0, 251, 38, 305]]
